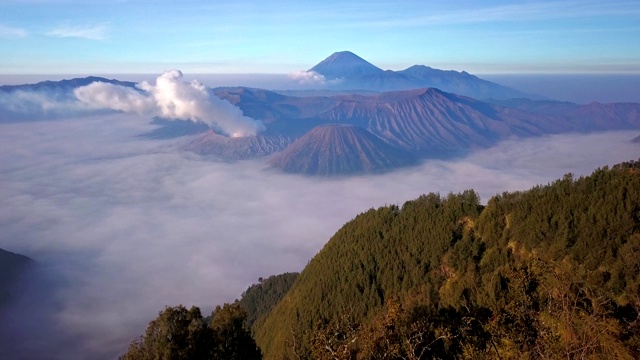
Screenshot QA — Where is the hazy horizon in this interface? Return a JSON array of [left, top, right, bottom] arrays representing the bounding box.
[[3, 72, 640, 104]]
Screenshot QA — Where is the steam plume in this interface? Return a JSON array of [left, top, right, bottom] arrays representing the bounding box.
[[74, 70, 265, 137]]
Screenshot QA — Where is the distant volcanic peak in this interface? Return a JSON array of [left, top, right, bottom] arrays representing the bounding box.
[[268, 124, 415, 176], [310, 51, 384, 80]]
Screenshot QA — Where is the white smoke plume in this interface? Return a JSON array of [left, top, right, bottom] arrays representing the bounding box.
[[287, 70, 327, 85], [74, 70, 266, 137]]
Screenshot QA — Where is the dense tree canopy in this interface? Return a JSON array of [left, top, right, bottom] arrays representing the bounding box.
[[238, 272, 300, 328], [120, 303, 260, 360], [253, 160, 640, 359]]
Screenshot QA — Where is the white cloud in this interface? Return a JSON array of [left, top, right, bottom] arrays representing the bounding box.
[[45, 23, 109, 40], [0, 24, 28, 38]]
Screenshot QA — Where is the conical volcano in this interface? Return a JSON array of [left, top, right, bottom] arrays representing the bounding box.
[[309, 51, 384, 80], [268, 124, 416, 176]]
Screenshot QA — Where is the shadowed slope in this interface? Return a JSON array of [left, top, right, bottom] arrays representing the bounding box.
[[0, 248, 32, 305]]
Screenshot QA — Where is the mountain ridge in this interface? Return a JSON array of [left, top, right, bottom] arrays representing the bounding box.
[[4, 75, 640, 176], [308, 51, 536, 100], [0, 76, 137, 93], [184, 86, 640, 173]]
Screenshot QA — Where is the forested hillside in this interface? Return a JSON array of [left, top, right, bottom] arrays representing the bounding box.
[[122, 160, 640, 359], [253, 160, 640, 359], [238, 272, 299, 328]]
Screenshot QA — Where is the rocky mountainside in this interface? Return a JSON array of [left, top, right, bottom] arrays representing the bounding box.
[[182, 86, 640, 174], [313, 88, 569, 154], [181, 130, 293, 160], [267, 125, 416, 176]]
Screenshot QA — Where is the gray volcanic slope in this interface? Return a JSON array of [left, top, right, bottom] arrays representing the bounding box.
[[268, 124, 416, 176], [182, 131, 293, 160], [314, 88, 570, 155]]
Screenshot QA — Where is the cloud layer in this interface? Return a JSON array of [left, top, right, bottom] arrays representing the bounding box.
[[0, 112, 638, 359], [74, 70, 266, 137]]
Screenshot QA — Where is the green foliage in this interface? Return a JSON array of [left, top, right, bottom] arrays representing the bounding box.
[[210, 303, 262, 360], [120, 304, 261, 360], [254, 190, 483, 359], [253, 160, 640, 359], [239, 272, 300, 328], [121, 305, 211, 360]]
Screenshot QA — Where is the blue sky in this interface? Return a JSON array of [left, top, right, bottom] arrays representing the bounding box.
[[1, 0, 639, 74]]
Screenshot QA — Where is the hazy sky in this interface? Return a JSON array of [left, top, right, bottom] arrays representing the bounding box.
[[1, 0, 639, 74]]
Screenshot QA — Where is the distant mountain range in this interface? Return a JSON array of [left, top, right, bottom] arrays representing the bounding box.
[[0, 76, 136, 94], [0, 76, 138, 122], [2, 54, 640, 176], [179, 86, 639, 175], [307, 51, 538, 100]]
